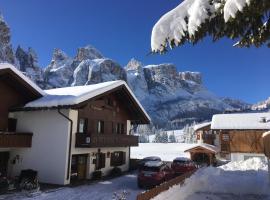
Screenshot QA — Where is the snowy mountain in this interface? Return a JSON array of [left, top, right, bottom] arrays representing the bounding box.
[[252, 97, 270, 111], [0, 14, 250, 129]]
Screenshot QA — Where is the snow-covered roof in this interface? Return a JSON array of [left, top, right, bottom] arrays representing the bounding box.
[[144, 161, 164, 168], [173, 157, 191, 162], [194, 122, 211, 131], [0, 63, 45, 96], [25, 80, 151, 122], [211, 113, 270, 130], [184, 143, 219, 153], [142, 156, 161, 161]]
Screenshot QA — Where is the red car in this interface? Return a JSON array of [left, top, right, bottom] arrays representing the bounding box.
[[137, 161, 174, 188], [171, 157, 197, 175]]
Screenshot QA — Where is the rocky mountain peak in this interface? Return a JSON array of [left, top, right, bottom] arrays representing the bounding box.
[[51, 48, 69, 63], [75, 45, 103, 61], [0, 16, 14, 64], [125, 58, 143, 71], [179, 71, 202, 84]]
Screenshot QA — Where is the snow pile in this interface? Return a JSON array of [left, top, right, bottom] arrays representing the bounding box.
[[151, 0, 250, 52], [131, 143, 195, 161], [153, 158, 270, 200]]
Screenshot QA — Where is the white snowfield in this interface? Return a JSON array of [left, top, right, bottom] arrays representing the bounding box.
[[153, 157, 270, 200], [151, 0, 251, 52], [131, 143, 196, 161], [211, 112, 270, 130]]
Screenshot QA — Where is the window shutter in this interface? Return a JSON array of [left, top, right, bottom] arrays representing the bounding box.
[[102, 153, 106, 168], [122, 151, 126, 164]]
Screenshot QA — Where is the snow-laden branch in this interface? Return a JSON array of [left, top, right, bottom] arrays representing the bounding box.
[[151, 0, 251, 52]]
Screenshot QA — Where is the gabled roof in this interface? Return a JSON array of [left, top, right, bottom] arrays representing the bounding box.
[[25, 80, 151, 124], [0, 63, 45, 97], [211, 113, 270, 130], [184, 143, 219, 153], [194, 122, 211, 132]]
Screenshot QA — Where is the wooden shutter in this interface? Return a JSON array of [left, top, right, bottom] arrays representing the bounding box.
[[122, 151, 126, 165], [101, 153, 106, 168]]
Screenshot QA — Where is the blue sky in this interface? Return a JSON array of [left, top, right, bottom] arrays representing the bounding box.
[[1, 0, 269, 103]]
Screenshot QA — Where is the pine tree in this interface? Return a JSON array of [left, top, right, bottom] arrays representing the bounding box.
[[151, 0, 270, 52], [169, 133, 177, 143]]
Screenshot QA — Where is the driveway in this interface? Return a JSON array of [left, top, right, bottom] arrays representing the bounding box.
[[0, 173, 143, 200]]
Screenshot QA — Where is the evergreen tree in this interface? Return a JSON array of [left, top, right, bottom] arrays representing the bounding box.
[[151, 0, 270, 52], [169, 133, 177, 143]]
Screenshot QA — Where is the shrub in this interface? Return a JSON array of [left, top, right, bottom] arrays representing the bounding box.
[[110, 167, 122, 177], [92, 170, 102, 180]]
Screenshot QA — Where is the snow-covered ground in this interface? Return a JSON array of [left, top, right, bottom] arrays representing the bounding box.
[[131, 143, 195, 161], [0, 173, 142, 200], [153, 158, 270, 200]]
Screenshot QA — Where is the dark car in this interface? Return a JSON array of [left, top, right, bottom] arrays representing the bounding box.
[[171, 157, 197, 175], [137, 156, 162, 170], [137, 161, 174, 188]]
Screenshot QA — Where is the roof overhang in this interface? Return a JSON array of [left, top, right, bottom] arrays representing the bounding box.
[[0, 63, 44, 102], [13, 81, 151, 124]]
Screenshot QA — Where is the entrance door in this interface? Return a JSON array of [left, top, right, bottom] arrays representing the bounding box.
[[71, 155, 88, 180], [0, 152, 9, 176]]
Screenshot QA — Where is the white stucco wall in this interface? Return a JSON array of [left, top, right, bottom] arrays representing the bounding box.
[[231, 153, 267, 162], [9, 110, 71, 185]]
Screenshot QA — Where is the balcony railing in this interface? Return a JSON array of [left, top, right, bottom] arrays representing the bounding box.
[[75, 133, 139, 148], [0, 132, 33, 148]]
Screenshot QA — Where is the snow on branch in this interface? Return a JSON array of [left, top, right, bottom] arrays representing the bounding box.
[[151, 0, 251, 52]]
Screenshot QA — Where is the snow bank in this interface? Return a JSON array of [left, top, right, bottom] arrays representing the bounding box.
[[131, 143, 195, 161], [153, 158, 270, 200]]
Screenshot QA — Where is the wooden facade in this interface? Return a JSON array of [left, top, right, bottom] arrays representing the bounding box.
[[219, 130, 265, 154], [75, 92, 139, 147], [0, 67, 41, 147], [263, 133, 270, 158], [195, 124, 216, 145], [0, 68, 41, 132]]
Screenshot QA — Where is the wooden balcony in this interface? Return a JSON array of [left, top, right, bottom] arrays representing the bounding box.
[[75, 133, 139, 148], [0, 132, 33, 148]]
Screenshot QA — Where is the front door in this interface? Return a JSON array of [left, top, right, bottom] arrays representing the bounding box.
[[0, 152, 9, 176], [71, 154, 88, 180]]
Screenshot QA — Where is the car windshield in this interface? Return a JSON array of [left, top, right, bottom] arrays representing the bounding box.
[[173, 160, 189, 164], [142, 166, 161, 172]]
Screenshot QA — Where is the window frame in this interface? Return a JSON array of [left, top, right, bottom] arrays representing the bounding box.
[[78, 118, 88, 134]]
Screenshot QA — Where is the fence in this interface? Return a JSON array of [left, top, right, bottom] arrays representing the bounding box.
[[136, 170, 196, 200]]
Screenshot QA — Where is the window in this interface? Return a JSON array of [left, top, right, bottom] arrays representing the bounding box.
[[116, 123, 121, 134], [78, 118, 88, 133], [97, 120, 104, 134], [8, 118, 17, 132], [110, 151, 126, 166], [107, 98, 113, 106], [120, 123, 125, 134]]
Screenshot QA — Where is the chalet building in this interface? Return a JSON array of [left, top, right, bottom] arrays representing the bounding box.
[[211, 113, 270, 161], [0, 63, 150, 185], [0, 63, 45, 178], [194, 122, 215, 145]]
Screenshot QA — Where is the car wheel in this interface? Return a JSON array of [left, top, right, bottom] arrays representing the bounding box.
[[137, 182, 143, 189]]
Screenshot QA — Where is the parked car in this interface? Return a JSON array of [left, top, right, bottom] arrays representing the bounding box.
[[171, 157, 197, 175], [137, 161, 174, 188], [137, 156, 161, 170]]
